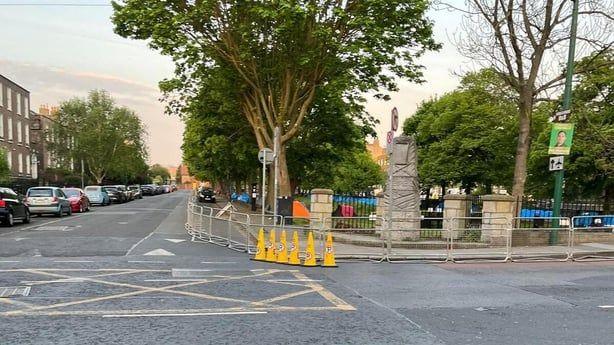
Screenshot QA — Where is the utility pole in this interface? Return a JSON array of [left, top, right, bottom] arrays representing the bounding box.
[[551, 0, 579, 244], [81, 159, 85, 189]]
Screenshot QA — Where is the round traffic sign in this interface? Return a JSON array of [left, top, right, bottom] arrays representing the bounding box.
[[391, 107, 399, 132], [386, 131, 394, 145], [258, 148, 274, 165]]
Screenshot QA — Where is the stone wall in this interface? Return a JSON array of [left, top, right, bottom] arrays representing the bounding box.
[[481, 195, 515, 246], [443, 195, 471, 240]]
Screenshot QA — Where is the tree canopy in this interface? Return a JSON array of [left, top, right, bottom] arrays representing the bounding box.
[[48, 90, 149, 184], [404, 69, 518, 193], [112, 0, 439, 196]]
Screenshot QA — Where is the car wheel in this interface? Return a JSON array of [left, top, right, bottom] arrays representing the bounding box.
[[23, 210, 31, 224], [67, 207, 72, 216], [56, 209, 63, 218], [4, 212, 14, 227], [79, 203, 84, 213]]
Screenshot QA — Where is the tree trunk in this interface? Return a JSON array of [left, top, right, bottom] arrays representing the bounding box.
[[511, 91, 533, 198]]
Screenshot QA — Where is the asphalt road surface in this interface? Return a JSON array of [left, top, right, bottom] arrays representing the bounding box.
[[0, 191, 612, 344]]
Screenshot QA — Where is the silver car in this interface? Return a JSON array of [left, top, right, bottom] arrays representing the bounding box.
[[26, 187, 72, 217]]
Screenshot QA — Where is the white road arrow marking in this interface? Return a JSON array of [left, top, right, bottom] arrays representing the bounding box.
[[14, 238, 27, 242], [165, 239, 185, 244], [143, 249, 175, 256]]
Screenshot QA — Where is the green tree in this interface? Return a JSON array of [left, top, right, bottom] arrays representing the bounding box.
[[112, 0, 439, 196], [0, 149, 11, 184], [331, 152, 384, 193], [404, 69, 518, 193], [527, 51, 614, 203], [148, 164, 171, 183], [49, 90, 149, 184]]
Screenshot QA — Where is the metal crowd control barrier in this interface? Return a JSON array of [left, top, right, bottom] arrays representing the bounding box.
[[571, 215, 614, 261], [510, 217, 572, 262], [385, 217, 449, 263], [322, 216, 386, 261], [449, 217, 510, 263]]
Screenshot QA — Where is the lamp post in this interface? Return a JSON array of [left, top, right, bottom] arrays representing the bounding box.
[[551, 0, 579, 244]]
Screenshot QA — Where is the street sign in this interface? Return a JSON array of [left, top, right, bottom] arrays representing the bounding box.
[[549, 109, 571, 123], [386, 131, 394, 154], [549, 156, 564, 171], [258, 148, 274, 165], [391, 107, 399, 132]]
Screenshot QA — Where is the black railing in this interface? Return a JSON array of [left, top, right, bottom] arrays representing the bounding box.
[[331, 192, 377, 229], [518, 197, 614, 228]]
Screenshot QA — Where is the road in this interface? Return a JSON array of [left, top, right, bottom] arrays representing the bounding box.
[[0, 191, 612, 344]]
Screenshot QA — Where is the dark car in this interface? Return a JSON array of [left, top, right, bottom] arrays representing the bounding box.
[[105, 186, 126, 204], [198, 188, 216, 203], [141, 185, 155, 196], [127, 185, 143, 199], [0, 187, 30, 226], [113, 185, 131, 202]]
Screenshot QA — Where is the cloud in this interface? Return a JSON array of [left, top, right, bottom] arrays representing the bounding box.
[[0, 59, 184, 166]]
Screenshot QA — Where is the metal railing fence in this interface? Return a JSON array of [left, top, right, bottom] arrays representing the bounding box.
[[185, 202, 614, 263]]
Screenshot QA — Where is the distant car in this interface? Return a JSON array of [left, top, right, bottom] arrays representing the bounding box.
[[62, 188, 91, 213], [127, 185, 143, 199], [171, 184, 177, 192], [84, 186, 111, 206], [141, 185, 155, 196], [26, 187, 71, 217], [162, 185, 171, 193], [0, 187, 30, 226], [104, 186, 125, 204], [198, 188, 216, 203], [112, 185, 131, 202]]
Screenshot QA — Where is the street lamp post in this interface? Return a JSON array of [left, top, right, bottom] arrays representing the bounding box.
[[551, 0, 579, 244]]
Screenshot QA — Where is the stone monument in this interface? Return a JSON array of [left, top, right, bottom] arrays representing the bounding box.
[[380, 135, 421, 240]]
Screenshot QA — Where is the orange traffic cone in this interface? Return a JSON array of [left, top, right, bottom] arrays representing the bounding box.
[[302, 231, 317, 267], [276, 230, 289, 264], [265, 229, 277, 262], [252, 228, 266, 261], [321, 232, 337, 267], [287, 231, 301, 265]]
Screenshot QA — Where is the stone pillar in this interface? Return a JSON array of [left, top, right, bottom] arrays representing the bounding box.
[[380, 135, 421, 241], [481, 195, 515, 245], [310, 189, 333, 230], [443, 195, 471, 239]]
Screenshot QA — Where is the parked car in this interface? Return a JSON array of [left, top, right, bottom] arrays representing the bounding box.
[[198, 188, 216, 203], [84, 186, 111, 206], [155, 185, 164, 195], [171, 184, 177, 192], [62, 188, 91, 213], [127, 185, 143, 199], [26, 187, 71, 217], [141, 185, 155, 196], [104, 186, 126, 204], [113, 185, 131, 202], [162, 185, 171, 193], [0, 187, 30, 226]]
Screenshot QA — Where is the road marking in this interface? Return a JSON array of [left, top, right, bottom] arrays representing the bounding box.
[[598, 305, 614, 309], [0, 213, 90, 237], [125, 231, 157, 255], [143, 279, 211, 282], [201, 261, 236, 264], [0, 261, 20, 263], [143, 249, 175, 256], [14, 238, 27, 241], [267, 279, 323, 283], [118, 222, 129, 225], [102, 311, 268, 318], [53, 260, 94, 263], [128, 261, 167, 264], [165, 239, 185, 243], [291, 271, 356, 311]]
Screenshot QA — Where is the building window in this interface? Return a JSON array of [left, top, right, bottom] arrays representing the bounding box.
[[24, 97, 29, 118], [0, 114, 3, 138], [18, 153, 23, 174], [7, 151, 11, 170], [7, 117, 12, 141], [0, 82, 3, 107], [17, 120, 22, 143], [7, 88, 12, 111], [26, 154, 31, 175], [16, 94, 21, 115], [25, 124, 29, 145]]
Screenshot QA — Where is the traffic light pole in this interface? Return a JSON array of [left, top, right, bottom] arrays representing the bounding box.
[[551, 0, 579, 245]]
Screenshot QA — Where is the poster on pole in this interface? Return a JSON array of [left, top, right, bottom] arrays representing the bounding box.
[[548, 123, 575, 155]]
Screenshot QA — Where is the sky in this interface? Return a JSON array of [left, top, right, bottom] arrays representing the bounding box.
[[0, 0, 468, 166]]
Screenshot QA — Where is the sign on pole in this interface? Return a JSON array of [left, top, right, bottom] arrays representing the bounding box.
[[548, 123, 575, 155], [258, 148, 274, 165], [386, 131, 394, 154], [391, 107, 399, 132], [549, 156, 564, 171]]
